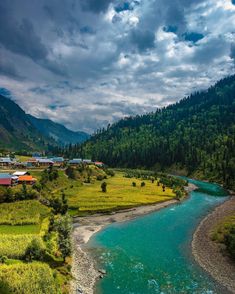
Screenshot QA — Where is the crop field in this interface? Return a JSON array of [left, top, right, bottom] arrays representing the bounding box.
[[0, 200, 50, 225], [0, 262, 59, 294], [68, 172, 175, 214], [0, 224, 40, 234], [0, 235, 43, 258]]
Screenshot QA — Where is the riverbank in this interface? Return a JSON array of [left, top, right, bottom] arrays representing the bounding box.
[[70, 183, 197, 294], [192, 196, 235, 293]]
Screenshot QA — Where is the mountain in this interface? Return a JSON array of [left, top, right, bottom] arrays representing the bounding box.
[[62, 75, 235, 189], [0, 94, 54, 151], [0, 95, 89, 151], [28, 115, 89, 146]]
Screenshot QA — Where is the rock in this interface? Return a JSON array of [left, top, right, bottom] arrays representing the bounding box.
[[98, 268, 107, 275]]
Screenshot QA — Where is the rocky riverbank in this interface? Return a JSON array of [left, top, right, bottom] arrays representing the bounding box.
[[192, 196, 235, 293]]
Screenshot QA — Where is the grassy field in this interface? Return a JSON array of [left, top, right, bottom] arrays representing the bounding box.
[[0, 262, 59, 294], [0, 200, 50, 225], [67, 171, 175, 214], [0, 234, 43, 258]]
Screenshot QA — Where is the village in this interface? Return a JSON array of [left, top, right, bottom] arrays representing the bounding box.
[[0, 155, 104, 187]]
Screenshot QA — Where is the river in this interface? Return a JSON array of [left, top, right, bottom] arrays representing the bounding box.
[[86, 179, 229, 294]]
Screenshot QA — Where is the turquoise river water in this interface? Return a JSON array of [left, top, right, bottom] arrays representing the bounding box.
[[87, 179, 229, 294]]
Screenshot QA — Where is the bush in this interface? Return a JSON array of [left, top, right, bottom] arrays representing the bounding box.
[[96, 174, 104, 181], [0, 256, 7, 264], [141, 182, 145, 187], [24, 239, 46, 262], [101, 182, 107, 192], [65, 166, 77, 180], [132, 182, 136, 187], [225, 226, 235, 260]]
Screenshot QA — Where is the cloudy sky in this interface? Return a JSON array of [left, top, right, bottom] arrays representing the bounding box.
[[0, 0, 235, 133]]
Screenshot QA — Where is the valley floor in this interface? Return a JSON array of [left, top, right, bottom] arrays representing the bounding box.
[[192, 195, 235, 294], [70, 183, 197, 294]]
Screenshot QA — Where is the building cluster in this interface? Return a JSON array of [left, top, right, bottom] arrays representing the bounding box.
[[0, 156, 104, 168], [0, 155, 104, 187], [0, 171, 36, 186]]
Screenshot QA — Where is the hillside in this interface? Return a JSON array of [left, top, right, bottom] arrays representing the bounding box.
[[28, 115, 89, 145], [0, 95, 53, 151], [61, 75, 235, 189]]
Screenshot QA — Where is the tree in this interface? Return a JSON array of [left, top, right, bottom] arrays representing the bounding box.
[[54, 214, 72, 261], [132, 182, 136, 187], [101, 182, 107, 192], [141, 182, 145, 187]]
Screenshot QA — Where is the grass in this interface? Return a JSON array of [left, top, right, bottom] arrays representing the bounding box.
[[0, 200, 50, 225], [0, 224, 40, 234], [0, 262, 60, 294], [0, 235, 43, 259], [211, 214, 235, 243], [67, 172, 175, 214]]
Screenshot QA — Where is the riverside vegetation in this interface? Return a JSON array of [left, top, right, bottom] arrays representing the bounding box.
[[0, 164, 185, 293], [212, 214, 235, 261]]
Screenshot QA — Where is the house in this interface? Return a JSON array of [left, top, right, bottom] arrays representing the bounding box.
[[37, 158, 54, 167], [94, 161, 104, 167], [0, 173, 18, 186], [13, 162, 27, 169], [68, 158, 82, 165], [0, 157, 14, 167], [12, 171, 29, 177], [25, 158, 38, 167], [82, 159, 92, 164], [49, 157, 64, 166], [18, 175, 36, 185]]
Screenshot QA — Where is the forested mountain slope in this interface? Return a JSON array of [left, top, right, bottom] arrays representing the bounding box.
[[0, 95, 52, 150], [28, 115, 89, 146], [59, 75, 235, 189]]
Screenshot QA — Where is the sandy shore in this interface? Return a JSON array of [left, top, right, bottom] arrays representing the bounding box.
[[192, 196, 235, 293], [70, 183, 197, 294]]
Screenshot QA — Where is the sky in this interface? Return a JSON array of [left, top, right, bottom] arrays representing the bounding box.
[[0, 0, 235, 133]]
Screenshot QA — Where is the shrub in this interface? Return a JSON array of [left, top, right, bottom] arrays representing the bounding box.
[[24, 238, 46, 262], [65, 166, 77, 180], [96, 174, 104, 181], [0, 256, 7, 264], [141, 182, 145, 187], [101, 182, 107, 192], [225, 226, 235, 260], [132, 182, 136, 187]]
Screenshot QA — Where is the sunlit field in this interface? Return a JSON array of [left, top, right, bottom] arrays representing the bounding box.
[[68, 172, 175, 214]]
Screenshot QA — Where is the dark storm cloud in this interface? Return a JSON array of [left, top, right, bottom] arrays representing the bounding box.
[[0, 3, 48, 61], [130, 29, 155, 52], [81, 0, 113, 13], [231, 43, 235, 63], [183, 32, 204, 43]]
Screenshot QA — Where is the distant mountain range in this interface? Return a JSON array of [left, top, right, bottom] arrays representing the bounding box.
[[0, 94, 89, 151], [28, 115, 89, 146]]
